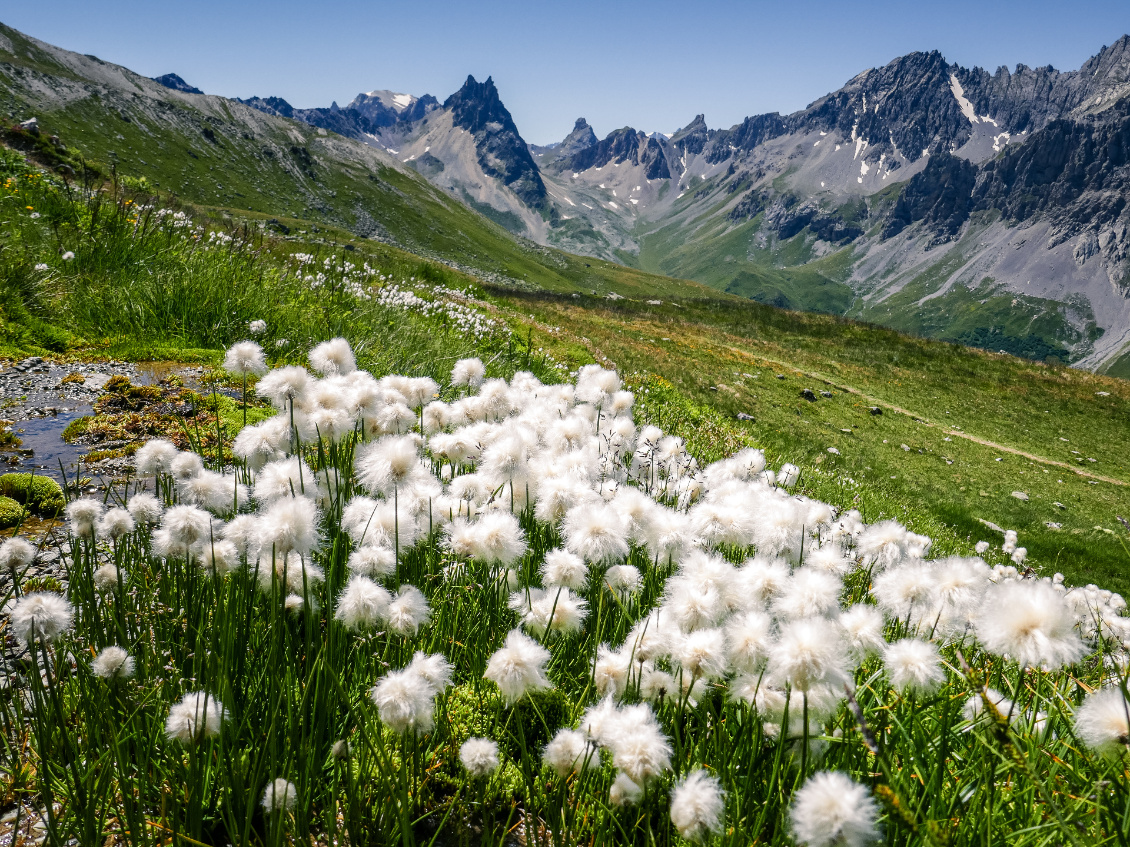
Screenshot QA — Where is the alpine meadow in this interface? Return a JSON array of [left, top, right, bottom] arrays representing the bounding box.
[[3, 12, 1130, 847]]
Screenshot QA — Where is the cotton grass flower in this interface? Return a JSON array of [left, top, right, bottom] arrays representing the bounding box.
[[670, 770, 725, 842], [1074, 687, 1130, 757], [97, 507, 135, 540], [256, 365, 311, 410], [0, 537, 35, 572], [261, 778, 297, 814], [387, 585, 430, 635], [484, 629, 553, 704], [309, 337, 356, 375], [92, 646, 135, 680], [134, 438, 178, 475], [769, 617, 850, 693], [974, 581, 1085, 669], [610, 773, 644, 807], [563, 504, 629, 564], [459, 737, 500, 778], [223, 340, 267, 375], [166, 692, 226, 744], [66, 498, 102, 537], [9, 592, 73, 643], [883, 639, 945, 694], [371, 653, 452, 734], [334, 575, 391, 631], [544, 728, 592, 776], [541, 549, 588, 590], [791, 771, 881, 847], [257, 496, 321, 556], [127, 492, 163, 526], [451, 357, 485, 386]]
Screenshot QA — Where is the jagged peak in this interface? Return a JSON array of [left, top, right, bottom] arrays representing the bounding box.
[[152, 73, 202, 95], [572, 117, 590, 131]]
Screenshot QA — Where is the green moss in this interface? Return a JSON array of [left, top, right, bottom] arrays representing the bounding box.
[[0, 473, 65, 516], [0, 494, 24, 528]]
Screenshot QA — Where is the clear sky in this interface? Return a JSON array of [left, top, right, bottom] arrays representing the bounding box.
[[4, 1, 1129, 144]]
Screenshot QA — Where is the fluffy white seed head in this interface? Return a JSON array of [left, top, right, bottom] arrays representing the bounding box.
[[92, 646, 135, 680], [9, 592, 73, 643], [97, 507, 135, 541], [543, 728, 592, 777], [224, 341, 267, 376], [165, 692, 226, 744], [452, 357, 486, 388], [541, 549, 588, 590], [387, 585, 430, 636], [459, 737, 500, 778], [791, 771, 881, 847], [134, 439, 179, 476], [1075, 687, 1130, 757], [883, 639, 945, 694], [261, 778, 297, 814], [0, 537, 35, 571], [66, 498, 103, 537], [335, 575, 392, 631], [974, 581, 1085, 669], [670, 770, 725, 842], [127, 492, 163, 526], [309, 337, 356, 376], [484, 629, 553, 705]]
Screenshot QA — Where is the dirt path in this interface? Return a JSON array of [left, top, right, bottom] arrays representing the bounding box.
[[722, 345, 1127, 487]]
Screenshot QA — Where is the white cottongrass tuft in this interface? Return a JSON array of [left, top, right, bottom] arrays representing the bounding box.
[[541, 549, 588, 590], [334, 575, 392, 631], [451, 357, 486, 388], [610, 772, 644, 807], [484, 629, 553, 704], [370, 653, 452, 734], [165, 692, 227, 744], [91, 646, 135, 680], [66, 498, 103, 537], [97, 507, 135, 541], [134, 438, 179, 476], [9, 592, 73, 643], [0, 537, 35, 571], [256, 365, 312, 410], [127, 492, 164, 525], [883, 639, 945, 694], [974, 581, 1085, 669], [543, 728, 592, 776], [261, 778, 297, 814], [459, 737, 500, 777], [309, 337, 356, 375], [1074, 687, 1130, 757], [223, 341, 267, 376], [791, 771, 881, 847], [249, 319, 267, 335], [387, 585, 430, 635], [669, 770, 725, 842], [768, 617, 850, 692], [563, 504, 630, 564]]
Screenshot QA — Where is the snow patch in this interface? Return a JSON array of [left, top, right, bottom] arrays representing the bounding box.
[[992, 132, 1012, 152], [630, 198, 639, 205], [608, 201, 619, 209], [949, 74, 978, 125], [860, 161, 870, 177], [392, 93, 413, 110]]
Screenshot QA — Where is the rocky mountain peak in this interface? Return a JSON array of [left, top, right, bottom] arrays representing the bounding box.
[[557, 117, 597, 157], [443, 75, 547, 208], [151, 73, 202, 95]]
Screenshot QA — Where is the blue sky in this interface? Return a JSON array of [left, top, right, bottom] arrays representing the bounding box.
[[5, 1, 1129, 144]]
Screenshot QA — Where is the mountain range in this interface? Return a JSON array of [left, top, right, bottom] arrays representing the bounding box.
[[3, 19, 1130, 372]]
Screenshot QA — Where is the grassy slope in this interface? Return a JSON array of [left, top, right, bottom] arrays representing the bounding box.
[[482, 290, 1130, 595], [0, 22, 703, 303]]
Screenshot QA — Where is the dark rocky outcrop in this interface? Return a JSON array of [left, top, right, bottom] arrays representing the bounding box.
[[152, 73, 202, 95], [444, 75, 547, 208], [884, 151, 978, 241]]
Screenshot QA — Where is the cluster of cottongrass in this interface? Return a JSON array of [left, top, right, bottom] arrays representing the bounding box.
[[3, 338, 1130, 845]]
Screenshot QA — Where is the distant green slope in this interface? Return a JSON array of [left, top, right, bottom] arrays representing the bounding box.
[[0, 22, 706, 303]]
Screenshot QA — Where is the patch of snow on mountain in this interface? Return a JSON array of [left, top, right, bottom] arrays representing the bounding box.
[[392, 93, 413, 110], [949, 74, 978, 124]]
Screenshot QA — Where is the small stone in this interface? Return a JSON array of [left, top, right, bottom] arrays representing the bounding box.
[[1011, 491, 1029, 501], [1053, 502, 1066, 509], [821, 391, 833, 398], [775, 374, 786, 380], [800, 389, 817, 402], [736, 412, 755, 421], [869, 406, 882, 415]]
